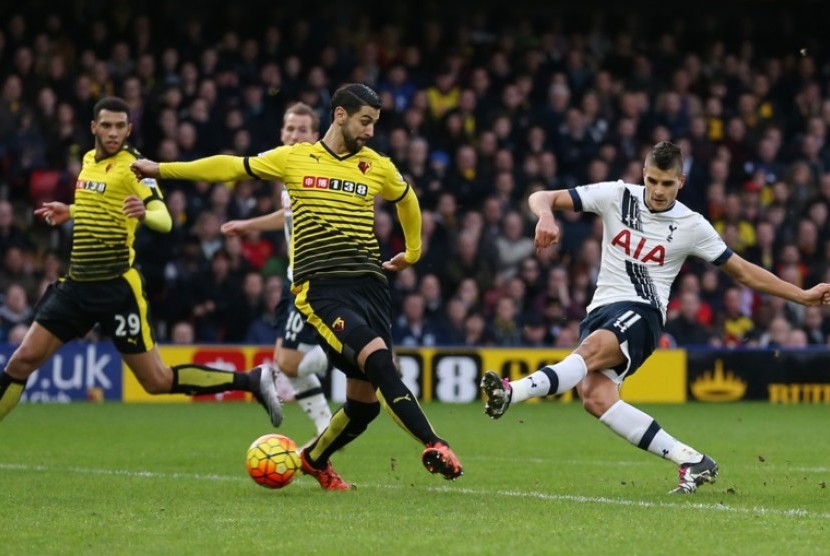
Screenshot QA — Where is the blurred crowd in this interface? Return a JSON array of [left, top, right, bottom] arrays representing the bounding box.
[[1, 1, 830, 348]]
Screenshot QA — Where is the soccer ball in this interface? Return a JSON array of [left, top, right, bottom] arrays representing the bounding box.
[[245, 433, 301, 489]]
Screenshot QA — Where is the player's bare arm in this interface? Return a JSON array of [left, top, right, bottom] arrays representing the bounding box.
[[528, 190, 574, 251], [130, 159, 161, 179], [34, 202, 71, 226], [221, 210, 287, 237], [721, 253, 830, 306]]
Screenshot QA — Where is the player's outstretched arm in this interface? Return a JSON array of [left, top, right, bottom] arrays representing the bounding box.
[[131, 155, 249, 183], [221, 210, 286, 236], [34, 202, 72, 226], [721, 253, 830, 306]]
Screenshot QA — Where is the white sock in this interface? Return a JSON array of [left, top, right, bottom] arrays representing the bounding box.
[[297, 345, 329, 377], [599, 400, 703, 464], [510, 354, 588, 403], [289, 374, 332, 435]]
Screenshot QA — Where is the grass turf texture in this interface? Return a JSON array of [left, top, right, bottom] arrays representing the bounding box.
[[1, 401, 828, 555]]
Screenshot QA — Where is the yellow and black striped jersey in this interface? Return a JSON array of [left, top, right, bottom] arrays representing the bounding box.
[[70, 146, 165, 281], [245, 142, 410, 283]]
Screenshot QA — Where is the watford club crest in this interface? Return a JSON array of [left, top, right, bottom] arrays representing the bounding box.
[[357, 159, 372, 174], [332, 317, 345, 331]]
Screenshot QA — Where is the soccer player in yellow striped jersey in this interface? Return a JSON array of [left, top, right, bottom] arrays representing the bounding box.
[[133, 84, 463, 488], [0, 97, 284, 430], [221, 102, 335, 444]]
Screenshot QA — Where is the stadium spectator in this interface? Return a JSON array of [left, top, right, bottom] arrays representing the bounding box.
[[665, 291, 716, 347], [0, 4, 829, 349], [392, 292, 441, 347]]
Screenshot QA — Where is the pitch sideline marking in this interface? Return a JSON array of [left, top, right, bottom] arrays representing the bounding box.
[[3, 461, 829, 520]]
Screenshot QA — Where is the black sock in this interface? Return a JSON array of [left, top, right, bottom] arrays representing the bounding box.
[[306, 399, 380, 466], [364, 350, 441, 445]]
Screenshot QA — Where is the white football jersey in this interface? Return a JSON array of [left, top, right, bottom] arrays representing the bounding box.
[[571, 181, 732, 322], [281, 189, 295, 282]]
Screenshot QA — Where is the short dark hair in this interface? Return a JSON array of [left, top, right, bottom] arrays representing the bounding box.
[[330, 83, 381, 120], [93, 97, 131, 121], [645, 141, 682, 172]]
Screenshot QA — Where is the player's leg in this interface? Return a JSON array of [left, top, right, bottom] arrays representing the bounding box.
[[275, 341, 331, 435], [582, 372, 718, 493], [275, 296, 333, 435], [0, 323, 64, 422], [1, 280, 89, 423], [299, 375, 379, 490], [112, 269, 283, 425], [357, 336, 462, 479], [295, 278, 461, 480], [482, 303, 637, 415]]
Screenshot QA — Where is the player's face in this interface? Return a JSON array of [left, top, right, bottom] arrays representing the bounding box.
[[281, 113, 318, 146], [341, 105, 379, 154], [91, 109, 131, 158], [642, 164, 685, 211]]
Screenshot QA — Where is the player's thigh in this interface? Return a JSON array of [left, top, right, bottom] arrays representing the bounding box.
[[293, 279, 390, 378], [275, 344, 305, 376], [33, 280, 96, 344], [5, 322, 65, 376], [98, 269, 156, 354], [578, 301, 661, 380]]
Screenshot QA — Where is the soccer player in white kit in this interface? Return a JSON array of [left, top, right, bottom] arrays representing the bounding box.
[[481, 141, 830, 493], [221, 103, 332, 441]]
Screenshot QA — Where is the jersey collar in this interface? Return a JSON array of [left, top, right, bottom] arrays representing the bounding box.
[[320, 140, 358, 161]]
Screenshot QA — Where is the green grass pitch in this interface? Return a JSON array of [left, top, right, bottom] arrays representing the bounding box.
[[1, 400, 827, 554]]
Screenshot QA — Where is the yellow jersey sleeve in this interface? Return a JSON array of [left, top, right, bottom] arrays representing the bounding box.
[[245, 146, 292, 182], [377, 157, 410, 202]]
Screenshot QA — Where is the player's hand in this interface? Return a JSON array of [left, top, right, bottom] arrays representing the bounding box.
[[382, 252, 411, 272], [534, 213, 560, 252], [803, 283, 830, 306], [221, 220, 250, 237], [123, 195, 146, 220], [130, 159, 161, 180], [34, 202, 71, 226]]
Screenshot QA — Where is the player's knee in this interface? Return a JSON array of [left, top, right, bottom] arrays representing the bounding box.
[[344, 399, 381, 431], [8, 344, 48, 376], [136, 369, 173, 394], [274, 352, 299, 377], [580, 386, 617, 418], [362, 349, 397, 387]]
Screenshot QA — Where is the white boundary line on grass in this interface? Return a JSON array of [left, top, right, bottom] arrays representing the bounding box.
[[2, 462, 828, 520], [422, 484, 830, 519]]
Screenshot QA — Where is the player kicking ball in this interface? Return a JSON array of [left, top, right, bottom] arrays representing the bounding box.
[[221, 103, 333, 446], [481, 141, 830, 493]]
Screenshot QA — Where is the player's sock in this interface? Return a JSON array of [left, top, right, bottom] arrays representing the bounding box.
[[599, 400, 703, 463], [364, 349, 442, 445], [297, 345, 329, 377], [510, 354, 588, 403], [306, 399, 380, 466], [170, 363, 249, 395], [0, 370, 27, 423], [289, 374, 332, 435]]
